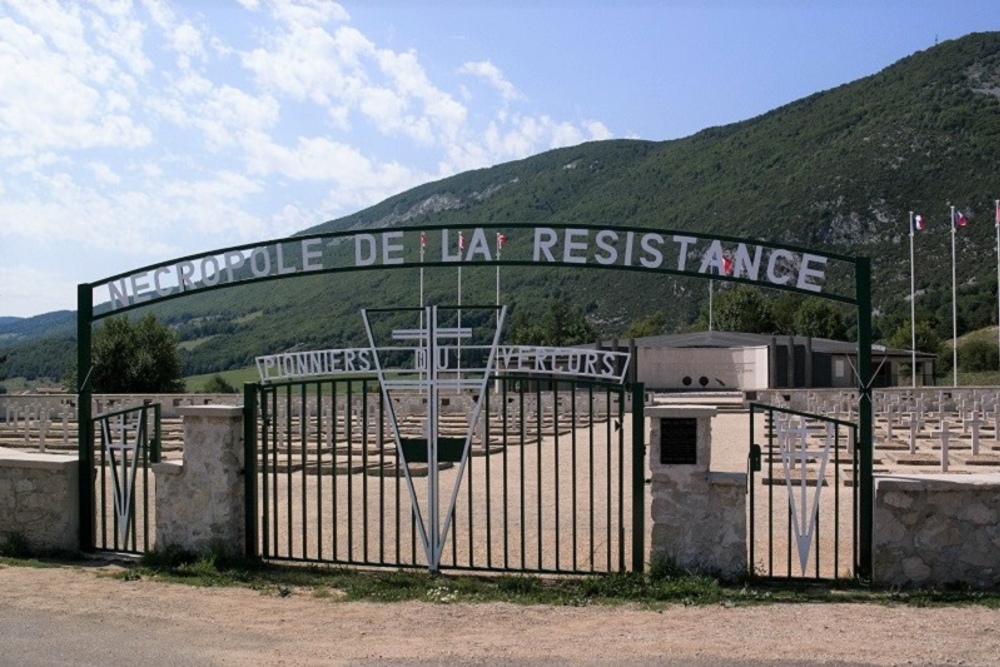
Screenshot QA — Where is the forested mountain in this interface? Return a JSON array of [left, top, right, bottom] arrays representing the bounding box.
[[6, 32, 1000, 381]]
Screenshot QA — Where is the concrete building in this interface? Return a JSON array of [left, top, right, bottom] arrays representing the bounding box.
[[602, 331, 936, 392]]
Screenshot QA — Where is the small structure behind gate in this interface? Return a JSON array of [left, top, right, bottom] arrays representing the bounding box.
[[748, 402, 859, 580], [245, 376, 645, 574]]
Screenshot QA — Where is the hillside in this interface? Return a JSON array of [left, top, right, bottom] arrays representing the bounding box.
[[6, 32, 1000, 381]]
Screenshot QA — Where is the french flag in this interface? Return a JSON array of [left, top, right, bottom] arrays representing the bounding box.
[[913, 214, 925, 233]]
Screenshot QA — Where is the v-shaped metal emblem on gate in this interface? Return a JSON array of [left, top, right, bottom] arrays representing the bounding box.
[[99, 408, 147, 547], [776, 415, 834, 575], [362, 305, 506, 572]]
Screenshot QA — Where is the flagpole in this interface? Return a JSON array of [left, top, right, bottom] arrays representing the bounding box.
[[420, 232, 426, 393], [494, 235, 501, 394], [457, 232, 463, 394], [909, 211, 916, 388], [951, 205, 958, 388], [495, 238, 500, 307]]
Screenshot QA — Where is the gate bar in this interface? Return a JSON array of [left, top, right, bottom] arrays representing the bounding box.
[[243, 382, 258, 559], [856, 257, 873, 578], [631, 383, 645, 573]]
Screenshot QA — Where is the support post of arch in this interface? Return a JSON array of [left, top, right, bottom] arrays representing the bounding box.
[[856, 258, 873, 578], [76, 283, 95, 553]]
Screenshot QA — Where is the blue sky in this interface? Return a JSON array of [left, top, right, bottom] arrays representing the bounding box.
[[2, 0, 998, 318]]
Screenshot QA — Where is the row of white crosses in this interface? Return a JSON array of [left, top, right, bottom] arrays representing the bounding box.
[[796, 388, 1000, 472], [262, 388, 616, 459], [1, 394, 241, 454], [1, 399, 76, 452]]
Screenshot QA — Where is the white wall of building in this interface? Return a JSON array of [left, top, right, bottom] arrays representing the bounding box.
[[636, 345, 769, 391]]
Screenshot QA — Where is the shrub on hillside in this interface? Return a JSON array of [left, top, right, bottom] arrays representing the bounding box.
[[958, 338, 999, 372]]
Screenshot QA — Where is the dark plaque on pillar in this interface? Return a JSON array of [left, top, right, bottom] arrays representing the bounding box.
[[659, 417, 698, 465]]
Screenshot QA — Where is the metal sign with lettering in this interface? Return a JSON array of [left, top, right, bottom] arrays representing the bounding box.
[[256, 343, 631, 384], [87, 223, 859, 316]]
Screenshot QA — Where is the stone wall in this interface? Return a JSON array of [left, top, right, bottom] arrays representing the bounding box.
[[0, 450, 78, 552], [647, 405, 746, 578], [873, 473, 1000, 588], [153, 405, 245, 556]]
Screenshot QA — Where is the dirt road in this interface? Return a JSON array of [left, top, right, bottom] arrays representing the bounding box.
[[1, 563, 998, 666]]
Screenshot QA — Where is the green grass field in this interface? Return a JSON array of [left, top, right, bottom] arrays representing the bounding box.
[[182, 366, 259, 393]]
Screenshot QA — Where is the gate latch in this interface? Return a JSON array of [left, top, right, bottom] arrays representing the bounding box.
[[749, 443, 762, 472]]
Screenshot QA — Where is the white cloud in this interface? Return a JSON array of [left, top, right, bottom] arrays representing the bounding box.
[[0, 5, 151, 159], [88, 161, 121, 185], [459, 60, 522, 103], [0, 0, 619, 317], [266, 0, 350, 28], [170, 21, 207, 68]]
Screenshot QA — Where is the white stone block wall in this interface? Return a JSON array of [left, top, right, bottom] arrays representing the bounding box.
[[874, 473, 1000, 588], [647, 405, 747, 579], [0, 451, 78, 552], [153, 405, 245, 556]]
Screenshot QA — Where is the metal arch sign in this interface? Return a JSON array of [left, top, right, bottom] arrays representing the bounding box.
[[75, 221, 875, 578], [83, 223, 862, 317]]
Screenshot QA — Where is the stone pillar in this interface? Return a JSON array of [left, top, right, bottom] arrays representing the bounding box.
[[647, 405, 746, 579], [153, 405, 244, 556], [0, 451, 79, 552]]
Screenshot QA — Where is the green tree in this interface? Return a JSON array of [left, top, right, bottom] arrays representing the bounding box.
[[91, 315, 185, 393], [771, 293, 801, 334], [713, 285, 776, 334], [509, 311, 545, 345], [201, 374, 238, 394], [791, 299, 849, 340], [886, 321, 941, 353], [0, 354, 7, 394], [622, 311, 666, 339], [509, 301, 596, 346]]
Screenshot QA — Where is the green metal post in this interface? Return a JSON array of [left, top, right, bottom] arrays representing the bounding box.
[[630, 382, 646, 573], [76, 284, 94, 553], [243, 383, 259, 559], [856, 258, 873, 578]]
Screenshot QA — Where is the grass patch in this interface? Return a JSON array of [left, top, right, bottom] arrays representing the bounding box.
[[33, 554, 986, 608], [5, 546, 999, 607], [182, 366, 259, 391], [178, 335, 219, 351]]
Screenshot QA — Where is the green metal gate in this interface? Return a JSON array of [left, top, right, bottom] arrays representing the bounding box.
[[89, 402, 161, 554], [748, 403, 859, 580], [245, 376, 646, 574]]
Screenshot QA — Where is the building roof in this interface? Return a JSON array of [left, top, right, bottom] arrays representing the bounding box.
[[602, 330, 935, 360]]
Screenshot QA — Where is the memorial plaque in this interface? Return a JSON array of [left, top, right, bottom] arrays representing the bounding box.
[[659, 417, 698, 465]]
